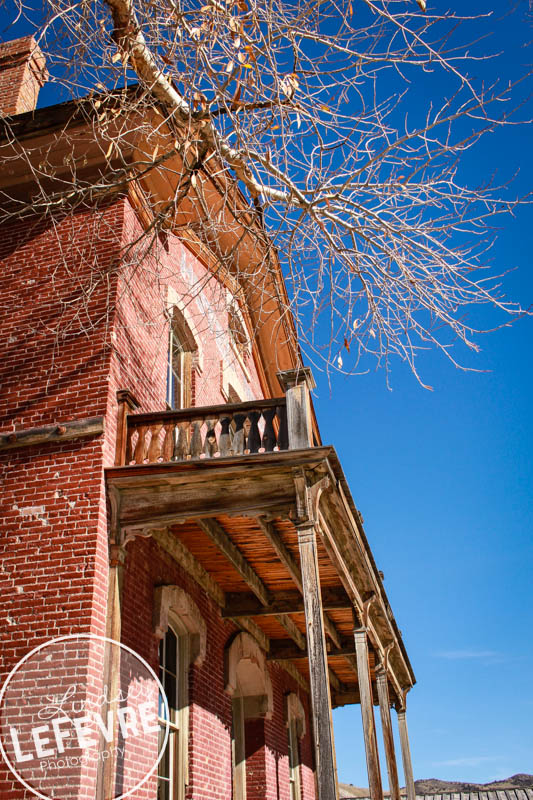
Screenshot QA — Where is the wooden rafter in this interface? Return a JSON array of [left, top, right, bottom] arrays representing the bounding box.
[[257, 517, 344, 651], [196, 518, 306, 650], [268, 639, 358, 661], [221, 586, 352, 618]]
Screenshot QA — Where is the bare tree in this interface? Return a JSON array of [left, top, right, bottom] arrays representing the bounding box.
[[1, 0, 531, 385]]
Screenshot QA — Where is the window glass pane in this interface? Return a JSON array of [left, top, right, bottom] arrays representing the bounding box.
[[164, 669, 176, 713], [166, 628, 178, 676]]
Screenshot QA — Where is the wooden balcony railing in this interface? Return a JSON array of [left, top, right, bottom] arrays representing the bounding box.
[[114, 369, 317, 467]]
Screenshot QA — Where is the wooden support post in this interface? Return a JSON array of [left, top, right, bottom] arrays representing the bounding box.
[[297, 523, 339, 800], [397, 708, 416, 800], [277, 368, 315, 450], [376, 669, 401, 800], [115, 388, 140, 466], [354, 628, 383, 800], [97, 543, 126, 800]]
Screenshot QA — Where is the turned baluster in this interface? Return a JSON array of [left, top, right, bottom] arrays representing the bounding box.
[[173, 422, 189, 461], [190, 419, 203, 459], [125, 428, 134, 464], [161, 423, 174, 462], [218, 416, 232, 457], [133, 425, 149, 464], [248, 410, 262, 453], [204, 419, 218, 458], [232, 413, 247, 455], [147, 424, 163, 462], [262, 408, 277, 452]]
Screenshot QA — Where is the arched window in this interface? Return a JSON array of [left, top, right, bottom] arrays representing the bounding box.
[[167, 306, 198, 410], [154, 586, 206, 800], [286, 694, 306, 800], [225, 633, 273, 800], [158, 624, 182, 800]]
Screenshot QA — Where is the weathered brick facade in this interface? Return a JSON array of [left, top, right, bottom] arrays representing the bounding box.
[[0, 174, 316, 797]]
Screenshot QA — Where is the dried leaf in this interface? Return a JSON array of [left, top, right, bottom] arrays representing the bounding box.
[[152, 144, 159, 160], [320, 104, 330, 113], [105, 141, 113, 158], [226, 60, 234, 73], [111, 51, 121, 63]]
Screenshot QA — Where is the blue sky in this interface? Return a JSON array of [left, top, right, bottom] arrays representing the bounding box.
[[316, 1, 533, 784], [1, 0, 531, 789]]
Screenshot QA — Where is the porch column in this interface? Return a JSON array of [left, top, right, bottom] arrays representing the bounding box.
[[376, 669, 401, 800], [353, 628, 383, 800], [297, 523, 339, 800], [397, 707, 416, 800], [97, 541, 126, 800]]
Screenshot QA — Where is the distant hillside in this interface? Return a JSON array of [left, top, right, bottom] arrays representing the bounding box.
[[339, 773, 533, 799], [414, 774, 533, 794]]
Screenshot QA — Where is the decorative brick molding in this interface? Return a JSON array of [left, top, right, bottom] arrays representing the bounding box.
[[286, 692, 306, 739], [153, 584, 207, 666], [225, 631, 274, 720]]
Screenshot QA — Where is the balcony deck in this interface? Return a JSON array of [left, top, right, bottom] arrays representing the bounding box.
[[107, 393, 415, 708]]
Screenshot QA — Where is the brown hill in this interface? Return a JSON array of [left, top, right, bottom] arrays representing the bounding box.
[[339, 774, 533, 799]]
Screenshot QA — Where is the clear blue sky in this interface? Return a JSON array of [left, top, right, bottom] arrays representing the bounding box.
[[316, 2, 533, 785], [1, 0, 531, 789]]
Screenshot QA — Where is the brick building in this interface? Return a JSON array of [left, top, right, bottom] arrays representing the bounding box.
[[0, 36, 417, 800]]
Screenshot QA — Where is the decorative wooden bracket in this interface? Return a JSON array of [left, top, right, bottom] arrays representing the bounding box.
[[359, 591, 376, 629], [376, 643, 394, 675], [292, 467, 330, 526], [107, 484, 153, 562], [394, 687, 408, 713]]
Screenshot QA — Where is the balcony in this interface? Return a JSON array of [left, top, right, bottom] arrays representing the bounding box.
[[105, 371, 416, 799]]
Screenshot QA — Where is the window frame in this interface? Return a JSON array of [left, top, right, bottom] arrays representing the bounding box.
[[158, 621, 190, 800], [166, 306, 197, 411], [231, 695, 247, 800], [287, 717, 302, 800]]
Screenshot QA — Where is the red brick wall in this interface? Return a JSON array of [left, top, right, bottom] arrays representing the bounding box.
[[120, 535, 316, 800], [0, 36, 47, 115], [0, 192, 311, 799], [0, 200, 124, 798]]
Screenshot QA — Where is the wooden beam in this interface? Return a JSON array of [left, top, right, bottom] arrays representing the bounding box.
[[331, 690, 361, 708], [268, 639, 357, 661], [397, 709, 416, 800], [277, 615, 306, 651], [197, 518, 271, 606], [354, 628, 383, 800], [256, 517, 304, 591], [153, 527, 225, 607], [257, 517, 343, 650], [196, 518, 306, 651], [317, 511, 405, 703], [153, 527, 273, 652], [297, 523, 339, 800], [0, 416, 104, 451], [222, 587, 352, 618], [376, 670, 401, 800]]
